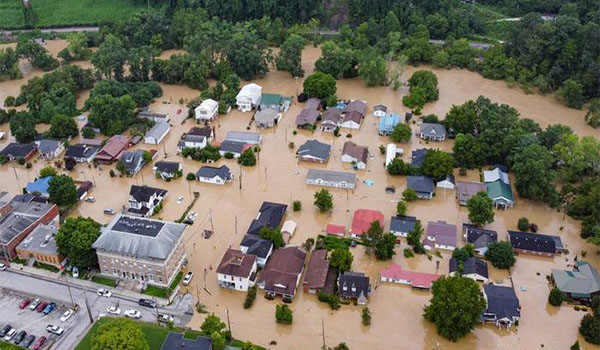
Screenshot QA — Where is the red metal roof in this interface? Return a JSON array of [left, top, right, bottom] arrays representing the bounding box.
[[326, 224, 345, 237], [351, 209, 384, 235], [380, 263, 441, 289]]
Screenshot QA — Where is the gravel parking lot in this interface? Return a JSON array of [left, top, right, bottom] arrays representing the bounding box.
[[0, 289, 77, 349]]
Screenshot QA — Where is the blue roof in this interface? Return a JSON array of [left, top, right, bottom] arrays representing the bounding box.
[[26, 176, 52, 196], [379, 113, 401, 133]]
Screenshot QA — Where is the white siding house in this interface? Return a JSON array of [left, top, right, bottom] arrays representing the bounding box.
[[195, 99, 219, 122], [144, 122, 170, 145], [236, 83, 262, 112], [216, 249, 257, 292]]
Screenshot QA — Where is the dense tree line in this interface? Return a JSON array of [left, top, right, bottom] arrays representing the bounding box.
[[0, 48, 22, 81]]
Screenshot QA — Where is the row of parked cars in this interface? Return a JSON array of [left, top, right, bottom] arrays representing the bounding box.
[[0, 324, 47, 349], [20, 298, 56, 315]]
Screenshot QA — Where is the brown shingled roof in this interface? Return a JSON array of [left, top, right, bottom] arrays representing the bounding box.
[[303, 249, 330, 291], [258, 246, 306, 297], [216, 248, 257, 278], [342, 141, 368, 163]]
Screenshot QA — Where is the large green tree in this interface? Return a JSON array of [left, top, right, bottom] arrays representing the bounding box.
[[92, 34, 128, 81], [48, 175, 78, 207], [484, 241, 516, 269], [303, 72, 336, 99], [275, 34, 306, 77], [48, 114, 78, 139], [329, 247, 353, 273], [314, 188, 333, 213], [389, 123, 411, 142], [56, 217, 102, 269], [315, 41, 358, 79], [466, 192, 495, 226], [88, 94, 137, 136], [423, 276, 486, 341], [511, 143, 557, 203], [91, 318, 149, 350], [358, 51, 387, 86], [453, 133, 484, 169], [9, 111, 37, 143], [444, 100, 478, 135], [421, 149, 454, 180]]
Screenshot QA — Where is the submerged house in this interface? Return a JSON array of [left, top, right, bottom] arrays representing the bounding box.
[[302, 249, 335, 294], [305, 169, 356, 190], [419, 123, 446, 141], [259, 93, 291, 112], [341, 141, 368, 169], [456, 181, 487, 206], [0, 143, 37, 161], [95, 135, 129, 163], [338, 271, 370, 305], [373, 104, 387, 118], [195, 98, 219, 123], [195, 165, 233, 185], [36, 139, 64, 159], [128, 185, 167, 218], [255, 108, 281, 129], [380, 262, 440, 290], [246, 202, 287, 236], [449, 257, 489, 283], [240, 234, 273, 268], [177, 135, 207, 153], [389, 215, 417, 238], [236, 83, 262, 112], [216, 248, 257, 292], [257, 246, 307, 301], [378, 113, 401, 136], [486, 180, 514, 209], [423, 220, 457, 251], [153, 161, 182, 180], [119, 150, 146, 175], [64, 144, 99, 163], [351, 209, 384, 238], [297, 140, 331, 163], [144, 122, 170, 145], [463, 224, 498, 255], [320, 108, 342, 132], [482, 285, 520, 329], [551, 261, 600, 303], [508, 230, 563, 256], [407, 176, 435, 199]]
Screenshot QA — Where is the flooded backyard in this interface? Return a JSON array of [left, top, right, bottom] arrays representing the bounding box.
[[0, 41, 598, 349]]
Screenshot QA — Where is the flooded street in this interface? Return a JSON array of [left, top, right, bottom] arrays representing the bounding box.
[[0, 42, 599, 349]]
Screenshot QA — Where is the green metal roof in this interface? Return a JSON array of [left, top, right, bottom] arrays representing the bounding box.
[[261, 93, 284, 106], [486, 180, 514, 202]]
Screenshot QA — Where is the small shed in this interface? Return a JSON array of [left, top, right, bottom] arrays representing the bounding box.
[[281, 220, 297, 244]]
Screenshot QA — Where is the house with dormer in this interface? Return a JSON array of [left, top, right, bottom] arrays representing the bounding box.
[[128, 185, 168, 218]]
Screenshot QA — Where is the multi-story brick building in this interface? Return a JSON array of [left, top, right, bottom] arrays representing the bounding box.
[[92, 215, 187, 288], [16, 223, 63, 266], [0, 193, 59, 261]]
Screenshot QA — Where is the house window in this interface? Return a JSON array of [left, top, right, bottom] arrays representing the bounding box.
[[122, 271, 126, 278]]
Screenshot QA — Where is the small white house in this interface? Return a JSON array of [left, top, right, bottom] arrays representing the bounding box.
[[144, 122, 170, 145], [195, 165, 233, 185], [195, 99, 219, 123], [436, 175, 456, 190], [236, 83, 262, 112], [373, 104, 387, 118], [281, 220, 297, 244], [177, 135, 207, 153], [385, 143, 404, 168], [216, 248, 257, 292]]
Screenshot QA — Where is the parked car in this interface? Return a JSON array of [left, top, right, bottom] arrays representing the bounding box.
[[0, 324, 12, 337], [157, 314, 174, 324], [0, 263, 6, 270], [60, 309, 73, 322], [19, 299, 31, 309], [182, 272, 193, 286], [36, 302, 48, 313], [138, 298, 156, 308], [33, 336, 47, 350], [46, 325, 63, 336], [85, 196, 96, 202], [13, 330, 26, 345], [22, 334, 35, 348], [3, 328, 16, 341], [103, 208, 115, 215], [124, 309, 141, 319], [106, 306, 121, 315], [72, 267, 79, 278], [97, 288, 112, 297], [29, 298, 40, 310], [204, 230, 213, 239], [43, 303, 56, 315]]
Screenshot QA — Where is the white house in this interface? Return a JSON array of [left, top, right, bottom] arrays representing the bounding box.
[[373, 104, 387, 118], [127, 185, 168, 218], [281, 220, 297, 244], [144, 122, 170, 145], [236, 83, 262, 112], [385, 143, 403, 168], [449, 257, 489, 283], [339, 111, 362, 130], [484, 167, 510, 184], [216, 248, 257, 292], [436, 175, 456, 190], [177, 135, 207, 153], [195, 99, 219, 123], [195, 165, 233, 185], [36, 139, 65, 159]]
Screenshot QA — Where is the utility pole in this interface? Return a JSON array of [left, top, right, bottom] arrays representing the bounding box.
[[321, 318, 326, 348], [239, 164, 242, 190], [226, 307, 232, 333], [163, 142, 168, 157], [65, 277, 76, 308], [209, 208, 214, 234], [234, 215, 238, 235], [11, 162, 20, 190], [83, 290, 94, 324]]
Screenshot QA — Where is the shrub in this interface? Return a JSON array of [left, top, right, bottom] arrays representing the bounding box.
[[224, 152, 234, 159], [292, 130, 297, 135], [186, 172, 196, 181], [292, 200, 301, 211], [25, 162, 32, 169], [529, 223, 538, 233], [244, 285, 257, 309], [288, 142, 295, 149], [403, 248, 414, 258], [517, 217, 529, 231], [379, 145, 385, 154], [4, 96, 16, 107], [402, 188, 417, 202], [17, 157, 25, 165], [109, 169, 115, 177], [548, 287, 564, 306], [275, 304, 293, 324], [362, 307, 371, 326]]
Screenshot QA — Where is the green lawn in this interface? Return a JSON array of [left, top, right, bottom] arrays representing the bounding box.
[[143, 271, 183, 298], [91, 275, 118, 287], [75, 318, 259, 350], [0, 342, 24, 350], [0, 0, 154, 29]]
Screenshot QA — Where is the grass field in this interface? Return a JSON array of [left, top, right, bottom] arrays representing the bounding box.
[[75, 317, 263, 350], [0, 0, 154, 29], [91, 275, 118, 287]]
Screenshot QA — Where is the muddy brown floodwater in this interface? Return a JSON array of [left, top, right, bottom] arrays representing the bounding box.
[[0, 42, 599, 350]]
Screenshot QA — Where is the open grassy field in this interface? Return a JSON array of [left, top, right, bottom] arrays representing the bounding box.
[[0, 0, 154, 29]]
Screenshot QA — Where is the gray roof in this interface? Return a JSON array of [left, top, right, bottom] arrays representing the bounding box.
[[420, 123, 447, 137], [160, 332, 212, 350], [0, 143, 36, 158], [297, 140, 331, 161], [226, 131, 262, 144], [338, 271, 370, 299], [145, 122, 170, 139], [37, 140, 62, 154], [306, 169, 356, 184], [552, 262, 600, 296], [16, 224, 59, 255], [0, 196, 56, 245], [344, 100, 367, 116], [296, 108, 320, 126], [449, 257, 488, 279], [181, 134, 206, 143], [154, 161, 180, 174], [463, 224, 498, 249], [196, 165, 231, 180], [92, 215, 186, 260], [411, 148, 429, 166], [407, 176, 434, 193], [219, 140, 247, 154], [129, 185, 167, 203], [483, 285, 520, 320], [65, 144, 99, 158], [390, 215, 417, 233], [255, 108, 279, 124], [120, 150, 145, 174], [373, 104, 387, 112], [240, 234, 273, 259]]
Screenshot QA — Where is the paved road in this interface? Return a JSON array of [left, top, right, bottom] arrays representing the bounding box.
[[0, 269, 193, 350], [0, 26, 99, 37]]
